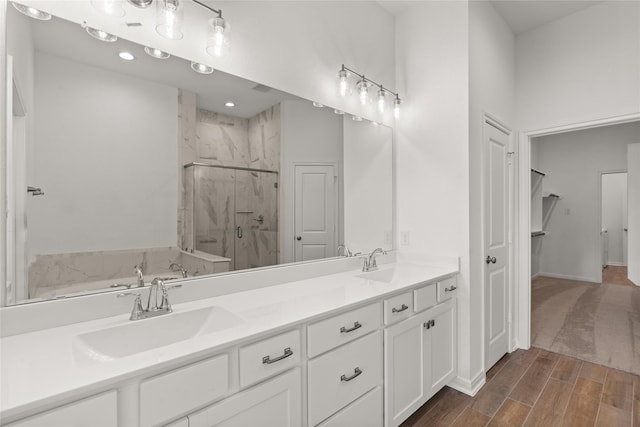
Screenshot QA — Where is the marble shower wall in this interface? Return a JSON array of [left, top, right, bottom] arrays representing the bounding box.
[[178, 90, 281, 270]]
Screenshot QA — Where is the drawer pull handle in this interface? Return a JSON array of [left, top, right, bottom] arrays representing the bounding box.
[[340, 321, 362, 333], [424, 321, 430, 329], [340, 367, 363, 382], [392, 304, 409, 313], [262, 347, 293, 364], [445, 286, 457, 292]]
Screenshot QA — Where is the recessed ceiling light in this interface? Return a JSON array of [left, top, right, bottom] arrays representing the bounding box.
[[12, 3, 52, 20], [334, 109, 345, 115], [352, 116, 363, 122], [144, 46, 170, 59], [225, 102, 235, 108], [84, 25, 118, 42], [190, 62, 214, 75], [118, 51, 135, 61], [312, 102, 324, 108]]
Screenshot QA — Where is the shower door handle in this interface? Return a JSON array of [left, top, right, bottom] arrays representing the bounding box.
[[236, 226, 243, 238]]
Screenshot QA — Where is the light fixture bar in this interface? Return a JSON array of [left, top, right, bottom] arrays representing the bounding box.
[[340, 64, 400, 102], [191, 0, 223, 18]]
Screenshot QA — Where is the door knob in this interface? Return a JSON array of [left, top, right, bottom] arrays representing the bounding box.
[[486, 256, 497, 264], [296, 236, 302, 241]]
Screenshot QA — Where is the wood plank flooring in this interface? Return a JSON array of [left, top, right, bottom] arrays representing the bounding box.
[[400, 347, 640, 427], [602, 266, 636, 286]]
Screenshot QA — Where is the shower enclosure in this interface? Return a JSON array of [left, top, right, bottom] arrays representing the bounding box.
[[184, 163, 279, 271]]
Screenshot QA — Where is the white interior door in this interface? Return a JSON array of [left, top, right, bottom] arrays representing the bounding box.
[[484, 119, 511, 370], [294, 164, 336, 262], [628, 143, 640, 285]]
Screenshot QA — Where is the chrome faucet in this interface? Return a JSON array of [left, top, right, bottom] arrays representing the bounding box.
[[362, 248, 387, 272], [117, 278, 182, 320], [169, 262, 188, 278], [337, 244, 352, 257], [133, 264, 145, 287]]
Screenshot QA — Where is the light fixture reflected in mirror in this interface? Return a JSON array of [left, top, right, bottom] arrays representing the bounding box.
[[83, 23, 118, 42], [11, 2, 52, 20], [156, 0, 184, 40], [334, 109, 345, 115], [352, 116, 363, 122], [190, 61, 214, 74], [144, 46, 171, 59], [312, 102, 324, 108], [128, 0, 153, 8]]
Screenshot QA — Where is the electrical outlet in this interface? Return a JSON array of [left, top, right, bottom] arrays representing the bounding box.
[[401, 231, 410, 246], [384, 230, 392, 245]]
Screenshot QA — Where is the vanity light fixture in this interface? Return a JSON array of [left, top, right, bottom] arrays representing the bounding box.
[[190, 61, 214, 74], [144, 46, 171, 59], [118, 51, 136, 61], [337, 64, 402, 118], [11, 2, 52, 20], [83, 23, 118, 42], [224, 102, 235, 107], [312, 102, 324, 108]]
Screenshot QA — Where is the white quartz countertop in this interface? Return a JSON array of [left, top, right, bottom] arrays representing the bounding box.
[[0, 261, 457, 420]]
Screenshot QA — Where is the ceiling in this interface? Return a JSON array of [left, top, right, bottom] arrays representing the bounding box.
[[24, 7, 302, 118], [379, 1, 602, 35]]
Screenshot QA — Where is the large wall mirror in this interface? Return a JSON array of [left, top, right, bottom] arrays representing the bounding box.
[[3, 1, 393, 306]]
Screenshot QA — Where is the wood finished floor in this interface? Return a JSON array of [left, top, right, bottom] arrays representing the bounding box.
[[400, 347, 640, 427], [603, 266, 636, 287]]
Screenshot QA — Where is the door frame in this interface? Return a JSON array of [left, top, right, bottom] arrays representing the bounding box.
[[291, 162, 339, 262], [481, 113, 515, 373], [515, 112, 640, 349], [599, 170, 628, 271]]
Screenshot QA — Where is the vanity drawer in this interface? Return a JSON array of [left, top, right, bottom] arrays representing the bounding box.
[[383, 292, 413, 325], [437, 276, 457, 302], [317, 386, 383, 427], [414, 283, 437, 312], [307, 303, 381, 358], [308, 331, 382, 426], [239, 329, 301, 388], [140, 354, 229, 427]]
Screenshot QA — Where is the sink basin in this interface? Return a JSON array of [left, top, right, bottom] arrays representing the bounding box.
[[357, 268, 396, 283], [73, 306, 243, 364]]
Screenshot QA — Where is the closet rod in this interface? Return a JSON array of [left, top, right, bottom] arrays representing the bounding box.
[[531, 168, 546, 177]]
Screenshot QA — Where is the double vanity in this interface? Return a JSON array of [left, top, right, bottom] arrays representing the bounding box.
[[0, 256, 458, 427]]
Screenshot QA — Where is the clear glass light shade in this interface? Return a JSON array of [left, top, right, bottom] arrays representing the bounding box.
[[144, 47, 170, 59], [190, 62, 214, 74], [206, 17, 227, 57], [84, 25, 118, 42], [393, 97, 401, 119], [377, 88, 386, 113], [12, 3, 52, 20], [337, 69, 349, 97], [91, 0, 125, 17], [156, 0, 184, 40], [356, 79, 369, 105]]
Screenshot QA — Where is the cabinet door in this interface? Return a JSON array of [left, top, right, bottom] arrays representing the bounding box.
[[189, 368, 301, 427], [383, 311, 430, 427], [428, 299, 456, 396]]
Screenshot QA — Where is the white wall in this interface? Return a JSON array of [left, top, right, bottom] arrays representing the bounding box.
[[533, 121, 640, 283], [516, 1, 640, 131], [469, 0, 516, 364], [280, 100, 343, 264], [343, 119, 393, 255], [31, 53, 178, 257], [602, 172, 627, 266], [395, 1, 476, 389]]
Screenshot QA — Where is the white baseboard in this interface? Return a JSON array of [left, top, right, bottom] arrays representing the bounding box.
[[538, 272, 600, 284], [605, 262, 625, 267], [449, 370, 486, 396], [531, 273, 541, 280]]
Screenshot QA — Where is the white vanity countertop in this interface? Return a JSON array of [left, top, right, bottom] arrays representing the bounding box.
[[0, 261, 457, 420]]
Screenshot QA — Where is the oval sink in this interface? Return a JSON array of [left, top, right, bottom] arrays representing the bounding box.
[[357, 268, 396, 283], [73, 306, 243, 365]]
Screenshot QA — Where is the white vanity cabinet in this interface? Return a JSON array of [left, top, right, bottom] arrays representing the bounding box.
[[384, 282, 457, 427], [5, 391, 117, 427]]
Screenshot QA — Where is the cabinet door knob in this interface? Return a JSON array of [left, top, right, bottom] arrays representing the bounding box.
[[296, 236, 302, 241], [424, 321, 431, 329], [340, 367, 363, 382], [486, 256, 497, 264]]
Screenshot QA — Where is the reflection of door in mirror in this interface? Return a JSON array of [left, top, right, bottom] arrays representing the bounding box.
[[294, 164, 337, 262]]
